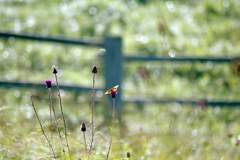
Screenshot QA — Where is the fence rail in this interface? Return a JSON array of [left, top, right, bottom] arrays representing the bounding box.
[[2, 81, 240, 106], [124, 56, 236, 62], [122, 97, 240, 107], [0, 81, 103, 92], [0, 31, 239, 108], [0, 31, 103, 47]]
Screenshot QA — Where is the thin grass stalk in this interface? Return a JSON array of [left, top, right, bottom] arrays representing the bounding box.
[[106, 98, 115, 160], [54, 73, 70, 155], [30, 96, 56, 158], [48, 88, 65, 155], [90, 73, 95, 153], [81, 122, 88, 159], [48, 91, 53, 145], [83, 131, 87, 157]]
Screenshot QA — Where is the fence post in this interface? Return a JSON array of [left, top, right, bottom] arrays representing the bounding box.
[[104, 36, 123, 117]]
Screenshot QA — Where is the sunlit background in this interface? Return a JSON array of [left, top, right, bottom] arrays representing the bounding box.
[[1, 0, 240, 159]]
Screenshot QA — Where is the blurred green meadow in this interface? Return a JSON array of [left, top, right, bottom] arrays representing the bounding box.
[[1, 0, 240, 159], [2, 88, 240, 160]]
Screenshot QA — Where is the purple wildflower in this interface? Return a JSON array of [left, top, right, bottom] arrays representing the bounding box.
[[111, 91, 118, 98], [44, 78, 53, 88]]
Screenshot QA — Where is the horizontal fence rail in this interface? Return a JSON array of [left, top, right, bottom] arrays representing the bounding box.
[[2, 81, 239, 107], [0, 31, 103, 47], [1, 31, 239, 63], [122, 97, 240, 107], [0, 81, 103, 93], [124, 56, 238, 62]]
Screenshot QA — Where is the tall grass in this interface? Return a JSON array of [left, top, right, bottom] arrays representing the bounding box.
[[28, 66, 122, 160]]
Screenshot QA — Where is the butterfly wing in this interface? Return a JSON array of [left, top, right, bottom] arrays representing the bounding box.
[[111, 85, 119, 91], [105, 89, 112, 94], [105, 85, 119, 94]]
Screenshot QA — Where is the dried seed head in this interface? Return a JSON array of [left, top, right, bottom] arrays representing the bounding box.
[[127, 151, 130, 158], [81, 122, 86, 132], [92, 66, 98, 73], [44, 78, 53, 88], [52, 65, 58, 74]]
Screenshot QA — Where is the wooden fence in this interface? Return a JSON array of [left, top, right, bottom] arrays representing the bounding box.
[[0, 31, 240, 108]]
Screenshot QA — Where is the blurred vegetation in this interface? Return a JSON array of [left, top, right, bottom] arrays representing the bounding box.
[[0, 0, 240, 100], [1, 0, 240, 159]]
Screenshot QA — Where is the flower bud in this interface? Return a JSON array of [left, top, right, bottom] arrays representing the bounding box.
[[44, 78, 53, 88], [81, 122, 86, 132], [127, 151, 130, 158], [92, 66, 98, 73], [52, 65, 58, 74]]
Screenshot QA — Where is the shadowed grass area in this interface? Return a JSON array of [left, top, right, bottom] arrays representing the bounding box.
[[1, 88, 240, 159]]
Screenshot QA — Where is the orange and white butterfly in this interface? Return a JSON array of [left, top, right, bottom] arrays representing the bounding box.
[[105, 85, 119, 94]]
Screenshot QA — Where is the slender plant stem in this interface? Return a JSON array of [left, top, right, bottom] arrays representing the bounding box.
[[48, 88, 65, 155], [83, 132, 87, 157], [106, 98, 115, 160], [48, 90, 53, 146], [54, 73, 70, 156], [90, 73, 95, 153], [30, 96, 56, 158]]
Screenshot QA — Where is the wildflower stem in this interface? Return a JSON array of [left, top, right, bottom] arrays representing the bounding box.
[[54, 73, 70, 156], [30, 96, 56, 158], [48, 90, 53, 146], [48, 88, 65, 155], [106, 98, 115, 160], [90, 73, 95, 153], [83, 131, 88, 157]]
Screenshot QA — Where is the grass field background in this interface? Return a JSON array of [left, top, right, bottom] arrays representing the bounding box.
[[1, 0, 240, 159]]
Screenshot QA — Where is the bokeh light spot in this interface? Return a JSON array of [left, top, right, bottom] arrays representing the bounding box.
[[223, 1, 230, 7], [89, 7, 97, 15], [168, 50, 176, 58], [78, 96, 85, 103], [166, 1, 175, 12], [14, 90, 21, 98], [96, 90, 103, 97], [2, 51, 9, 59], [192, 129, 198, 136]]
